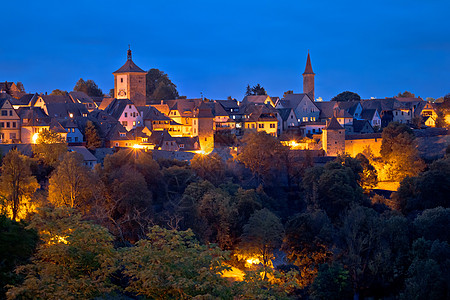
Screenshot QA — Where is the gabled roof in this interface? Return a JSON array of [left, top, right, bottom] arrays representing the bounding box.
[[324, 117, 344, 130], [334, 108, 353, 119], [360, 109, 377, 120], [148, 130, 174, 146], [0, 92, 14, 102], [49, 119, 68, 133], [315, 101, 336, 119], [206, 101, 228, 117], [46, 102, 89, 119], [194, 101, 214, 118], [69, 91, 96, 105], [242, 95, 273, 106], [277, 108, 292, 121], [394, 97, 424, 103], [17, 107, 51, 126], [336, 101, 360, 115], [279, 93, 314, 110], [215, 99, 239, 110], [105, 98, 135, 120], [36, 94, 74, 105], [68, 146, 97, 162], [142, 106, 171, 121], [11, 93, 37, 106], [353, 119, 374, 133], [107, 123, 133, 140], [361, 98, 409, 112], [98, 97, 115, 110], [244, 103, 277, 122]]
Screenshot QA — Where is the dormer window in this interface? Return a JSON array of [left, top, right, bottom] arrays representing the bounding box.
[[120, 133, 126, 137]]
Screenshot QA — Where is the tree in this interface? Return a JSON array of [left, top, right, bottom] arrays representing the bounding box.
[[400, 238, 450, 300], [84, 121, 101, 150], [309, 264, 353, 300], [48, 152, 95, 210], [122, 226, 233, 299], [0, 150, 39, 220], [73, 78, 103, 97], [355, 153, 378, 190], [245, 84, 267, 96], [331, 91, 361, 102], [303, 161, 365, 221], [239, 208, 284, 275], [190, 153, 225, 185], [397, 91, 415, 98], [33, 129, 67, 167], [0, 215, 38, 299], [283, 210, 333, 287], [380, 122, 425, 181], [146, 69, 179, 101], [414, 207, 450, 243], [16, 82, 25, 93], [49, 89, 67, 96], [335, 206, 389, 300], [237, 131, 287, 184], [6, 208, 118, 300]]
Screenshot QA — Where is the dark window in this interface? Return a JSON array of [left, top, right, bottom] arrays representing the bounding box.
[[9, 110, 12, 116], [12, 122, 16, 128], [1, 110, 7, 116], [121, 78, 123, 83], [6, 122, 10, 128], [75, 137, 78, 142], [0, 122, 3, 127], [124, 112, 127, 117]]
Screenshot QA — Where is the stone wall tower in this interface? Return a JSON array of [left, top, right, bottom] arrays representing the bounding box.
[[193, 102, 214, 153], [113, 47, 147, 106], [322, 117, 345, 156], [303, 52, 315, 101]]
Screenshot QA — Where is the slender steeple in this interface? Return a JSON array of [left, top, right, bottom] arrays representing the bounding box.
[[302, 51, 315, 101], [303, 51, 314, 75]]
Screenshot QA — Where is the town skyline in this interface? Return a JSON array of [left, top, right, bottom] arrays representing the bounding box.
[[1, 0, 449, 100]]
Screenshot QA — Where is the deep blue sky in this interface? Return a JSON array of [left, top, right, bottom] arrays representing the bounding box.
[[1, 0, 449, 101]]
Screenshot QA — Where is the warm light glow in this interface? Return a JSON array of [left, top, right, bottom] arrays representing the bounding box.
[[246, 257, 261, 267], [32, 132, 39, 144], [133, 144, 145, 149], [445, 114, 450, 124], [220, 264, 245, 281]]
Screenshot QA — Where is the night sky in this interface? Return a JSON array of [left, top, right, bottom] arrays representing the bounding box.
[[1, 0, 449, 101]]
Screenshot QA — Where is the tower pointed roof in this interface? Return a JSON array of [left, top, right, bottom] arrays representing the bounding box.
[[324, 116, 344, 130], [113, 47, 146, 74], [303, 51, 314, 75]]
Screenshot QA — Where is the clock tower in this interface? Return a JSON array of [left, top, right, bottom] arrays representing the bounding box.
[[113, 47, 147, 106]]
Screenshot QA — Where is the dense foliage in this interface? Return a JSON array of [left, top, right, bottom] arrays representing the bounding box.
[[0, 133, 449, 299]]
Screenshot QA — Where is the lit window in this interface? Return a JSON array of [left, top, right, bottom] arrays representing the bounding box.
[[302, 117, 308, 122]]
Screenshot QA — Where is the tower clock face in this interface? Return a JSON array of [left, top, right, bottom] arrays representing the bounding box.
[[118, 89, 126, 97]]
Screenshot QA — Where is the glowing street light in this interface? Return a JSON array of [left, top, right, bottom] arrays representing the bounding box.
[[32, 132, 39, 144]]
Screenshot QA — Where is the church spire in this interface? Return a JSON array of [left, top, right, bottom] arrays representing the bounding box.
[[127, 45, 132, 61], [303, 51, 314, 75], [302, 51, 315, 101]]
